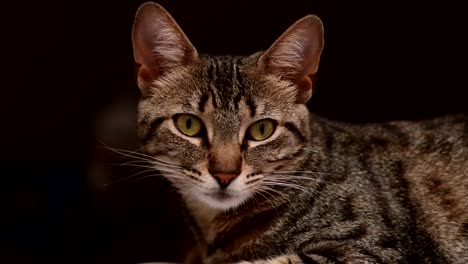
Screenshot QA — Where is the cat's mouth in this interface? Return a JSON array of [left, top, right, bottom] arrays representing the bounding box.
[[198, 189, 248, 210]]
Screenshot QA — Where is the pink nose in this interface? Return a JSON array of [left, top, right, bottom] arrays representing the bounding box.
[[212, 173, 238, 189]]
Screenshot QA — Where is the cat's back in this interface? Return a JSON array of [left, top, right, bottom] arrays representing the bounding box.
[[316, 114, 468, 262], [321, 114, 468, 161], [384, 115, 468, 190], [399, 115, 468, 262], [342, 114, 468, 204], [311, 114, 467, 166], [356, 114, 468, 262]]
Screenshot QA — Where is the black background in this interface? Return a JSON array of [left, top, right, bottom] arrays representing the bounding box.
[[2, 0, 467, 263]]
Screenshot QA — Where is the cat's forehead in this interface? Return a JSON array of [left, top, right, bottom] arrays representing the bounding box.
[[146, 53, 296, 122], [195, 55, 257, 110], [196, 56, 253, 133], [190, 54, 297, 114]]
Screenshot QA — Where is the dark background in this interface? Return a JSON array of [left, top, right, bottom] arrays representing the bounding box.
[[2, 0, 467, 263]]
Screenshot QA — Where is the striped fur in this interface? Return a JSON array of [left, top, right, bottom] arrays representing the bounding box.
[[132, 3, 468, 264]]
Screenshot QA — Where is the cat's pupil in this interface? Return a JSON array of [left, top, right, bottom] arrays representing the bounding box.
[[186, 117, 192, 129], [259, 123, 265, 135]]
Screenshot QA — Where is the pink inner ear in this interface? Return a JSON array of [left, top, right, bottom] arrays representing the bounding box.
[[296, 75, 313, 103], [135, 63, 159, 93], [301, 42, 321, 77]]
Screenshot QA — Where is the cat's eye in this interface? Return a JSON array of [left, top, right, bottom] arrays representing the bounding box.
[[248, 119, 276, 141], [175, 114, 203, 137]]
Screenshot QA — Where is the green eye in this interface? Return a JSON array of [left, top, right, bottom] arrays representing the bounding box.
[[175, 114, 203, 137], [248, 119, 276, 141]]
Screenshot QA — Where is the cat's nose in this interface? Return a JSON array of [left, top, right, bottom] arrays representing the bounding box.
[[211, 172, 239, 190]]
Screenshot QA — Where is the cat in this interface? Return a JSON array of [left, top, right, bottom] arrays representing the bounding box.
[[131, 2, 468, 263]]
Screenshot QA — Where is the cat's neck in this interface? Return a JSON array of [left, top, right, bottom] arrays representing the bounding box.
[[184, 192, 286, 246], [184, 195, 290, 259], [184, 197, 220, 243]]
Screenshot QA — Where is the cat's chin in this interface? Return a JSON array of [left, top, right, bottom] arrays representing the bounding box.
[[195, 191, 250, 211]]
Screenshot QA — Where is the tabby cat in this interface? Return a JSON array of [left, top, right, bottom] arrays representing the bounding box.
[[131, 2, 468, 263]]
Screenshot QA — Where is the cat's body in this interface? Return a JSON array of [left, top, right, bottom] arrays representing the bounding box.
[[183, 114, 468, 264], [131, 2, 468, 263]]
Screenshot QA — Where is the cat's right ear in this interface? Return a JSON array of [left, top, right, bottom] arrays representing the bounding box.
[[132, 2, 198, 96], [259, 15, 324, 104]]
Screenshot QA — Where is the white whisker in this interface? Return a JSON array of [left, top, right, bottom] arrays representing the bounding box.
[[260, 186, 296, 210], [127, 174, 166, 184], [268, 170, 331, 175], [117, 163, 157, 170], [262, 180, 311, 193], [104, 170, 166, 187], [100, 142, 180, 168], [272, 175, 334, 185], [252, 188, 281, 214]]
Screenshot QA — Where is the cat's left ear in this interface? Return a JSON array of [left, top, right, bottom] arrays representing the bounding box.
[[132, 2, 198, 96], [259, 15, 324, 104]]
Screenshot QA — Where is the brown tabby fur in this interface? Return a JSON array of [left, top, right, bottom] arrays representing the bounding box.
[[131, 2, 468, 263]]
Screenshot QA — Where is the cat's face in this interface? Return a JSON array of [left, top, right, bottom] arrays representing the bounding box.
[[132, 3, 323, 210], [137, 56, 311, 209]]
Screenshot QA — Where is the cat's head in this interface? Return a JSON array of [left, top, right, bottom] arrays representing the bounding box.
[[132, 2, 323, 210]]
